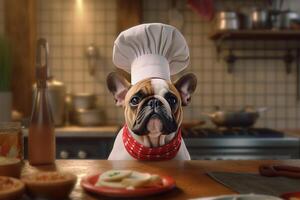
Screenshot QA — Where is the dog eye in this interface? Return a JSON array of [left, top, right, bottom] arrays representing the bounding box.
[[166, 95, 177, 105], [130, 96, 140, 106]]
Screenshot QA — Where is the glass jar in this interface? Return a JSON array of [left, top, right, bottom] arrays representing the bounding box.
[[0, 122, 23, 160]]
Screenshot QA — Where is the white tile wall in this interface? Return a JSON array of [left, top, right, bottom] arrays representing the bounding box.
[[0, 0, 294, 128], [37, 0, 124, 124]]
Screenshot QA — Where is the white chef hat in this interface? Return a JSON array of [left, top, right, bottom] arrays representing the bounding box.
[[113, 23, 190, 84]]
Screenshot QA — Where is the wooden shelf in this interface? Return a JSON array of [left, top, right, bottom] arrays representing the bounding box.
[[209, 30, 300, 100], [210, 30, 300, 40]]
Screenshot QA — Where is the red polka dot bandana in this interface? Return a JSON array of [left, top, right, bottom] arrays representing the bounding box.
[[122, 124, 182, 161]]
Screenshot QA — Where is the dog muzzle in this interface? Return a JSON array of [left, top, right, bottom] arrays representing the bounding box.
[[131, 97, 178, 135]]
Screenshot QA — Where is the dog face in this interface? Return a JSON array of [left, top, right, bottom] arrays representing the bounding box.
[[107, 73, 197, 136]]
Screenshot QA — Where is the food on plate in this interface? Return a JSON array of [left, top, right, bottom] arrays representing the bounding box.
[[22, 171, 77, 199], [0, 157, 21, 178], [0, 176, 24, 200], [95, 170, 163, 189], [25, 172, 71, 182], [99, 170, 132, 182]]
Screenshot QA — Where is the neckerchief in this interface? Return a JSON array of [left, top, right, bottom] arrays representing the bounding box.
[[122, 124, 181, 161]]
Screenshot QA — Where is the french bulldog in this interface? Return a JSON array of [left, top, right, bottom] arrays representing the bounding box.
[[107, 72, 197, 160]]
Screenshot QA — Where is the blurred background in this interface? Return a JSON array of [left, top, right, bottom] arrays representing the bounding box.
[[1, 0, 300, 160], [1, 0, 300, 128]]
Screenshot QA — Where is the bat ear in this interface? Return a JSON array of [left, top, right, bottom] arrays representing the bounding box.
[[174, 73, 197, 106], [106, 72, 130, 107]]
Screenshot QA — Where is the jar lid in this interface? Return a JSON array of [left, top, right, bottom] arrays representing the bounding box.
[[0, 122, 21, 133]]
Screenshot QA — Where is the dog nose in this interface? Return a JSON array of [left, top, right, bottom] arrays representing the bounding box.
[[147, 98, 162, 109]]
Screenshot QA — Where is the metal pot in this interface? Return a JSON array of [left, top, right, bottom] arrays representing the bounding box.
[[202, 106, 267, 128], [71, 93, 96, 110], [269, 10, 282, 30], [215, 11, 239, 30], [47, 78, 66, 126], [73, 109, 104, 126], [251, 9, 269, 29], [279, 10, 300, 29], [239, 13, 252, 30]]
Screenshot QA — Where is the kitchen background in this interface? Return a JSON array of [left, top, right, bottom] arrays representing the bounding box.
[[1, 0, 300, 129]]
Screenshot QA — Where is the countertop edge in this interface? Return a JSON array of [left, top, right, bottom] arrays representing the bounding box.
[[22, 125, 120, 138]]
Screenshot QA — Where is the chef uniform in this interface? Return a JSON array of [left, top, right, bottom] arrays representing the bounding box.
[[109, 23, 191, 160]]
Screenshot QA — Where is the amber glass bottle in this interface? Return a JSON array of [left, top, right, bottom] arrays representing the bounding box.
[[28, 38, 55, 165]]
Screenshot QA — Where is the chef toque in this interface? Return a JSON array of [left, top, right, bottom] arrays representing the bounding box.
[[113, 23, 190, 84]]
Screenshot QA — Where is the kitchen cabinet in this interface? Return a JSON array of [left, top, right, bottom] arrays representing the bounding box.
[[4, 0, 36, 116], [22, 126, 300, 160], [24, 137, 115, 160], [22, 126, 119, 159], [116, 0, 142, 34]]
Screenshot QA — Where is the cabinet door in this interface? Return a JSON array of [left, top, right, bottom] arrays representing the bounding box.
[[24, 137, 115, 159]]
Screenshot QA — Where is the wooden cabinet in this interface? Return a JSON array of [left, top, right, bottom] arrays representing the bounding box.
[[116, 0, 142, 34], [24, 137, 115, 159], [4, 0, 36, 117]]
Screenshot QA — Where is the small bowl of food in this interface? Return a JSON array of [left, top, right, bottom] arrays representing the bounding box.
[[0, 176, 24, 200], [0, 157, 22, 178], [22, 171, 77, 199]]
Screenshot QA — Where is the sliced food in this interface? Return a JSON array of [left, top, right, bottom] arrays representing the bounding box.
[[146, 175, 163, 187], [98, 170, 132, 182], [96, 180, 126, 188], [95, 170, 164, 189], [121, 171, 152, 188]]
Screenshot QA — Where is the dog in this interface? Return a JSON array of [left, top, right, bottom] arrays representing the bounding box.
[[106, 72, 197, 160]]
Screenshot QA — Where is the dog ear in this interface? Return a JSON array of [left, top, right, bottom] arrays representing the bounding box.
[[174, 73, 197, 106], [106, 72, 130, 106]]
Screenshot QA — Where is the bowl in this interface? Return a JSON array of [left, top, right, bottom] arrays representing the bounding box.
[[0, 157, 22, 178], [71, 93, 96, 110], [0, 176, 25, 200], [74, 109, 105, 126], [215, 11, 240, 31], [22, 171, 77, 199]]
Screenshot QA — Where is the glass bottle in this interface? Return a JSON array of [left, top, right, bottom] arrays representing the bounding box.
[[28, 38, 55, 165]]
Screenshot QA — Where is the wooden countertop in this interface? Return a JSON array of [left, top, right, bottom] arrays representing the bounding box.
[[21, 159, 300, 200]]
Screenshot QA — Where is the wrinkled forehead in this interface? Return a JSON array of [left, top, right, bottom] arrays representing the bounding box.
[[149, 79, 169, 96], [128, 78, 178, 97]]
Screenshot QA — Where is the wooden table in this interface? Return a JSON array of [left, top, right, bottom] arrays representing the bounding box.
[[21, 160, 300, 200]]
